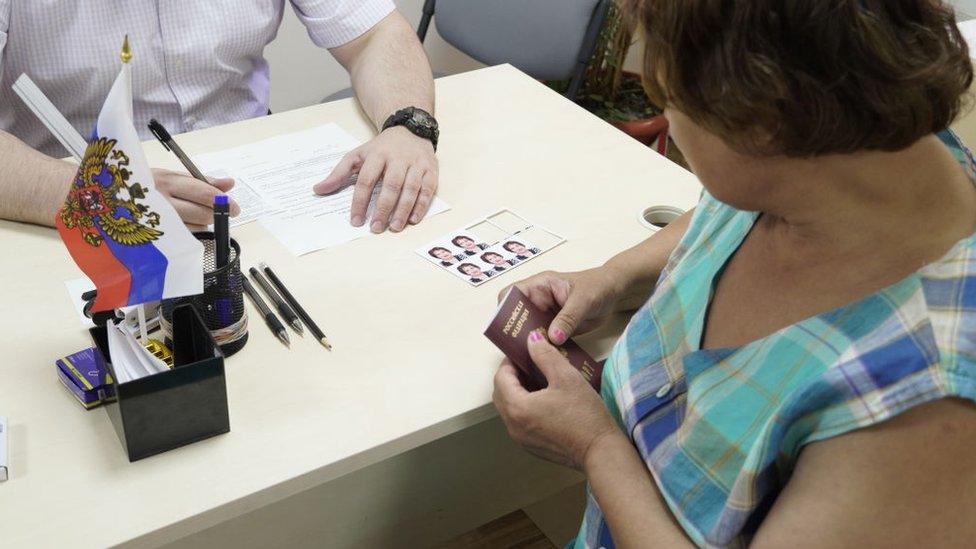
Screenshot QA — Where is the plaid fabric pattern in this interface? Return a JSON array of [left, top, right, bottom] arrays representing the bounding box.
[[574, 130, 976, 548], [0, 0, 394, 157]]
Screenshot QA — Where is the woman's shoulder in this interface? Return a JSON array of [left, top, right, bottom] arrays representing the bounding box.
[[803, 129, 976, 408], [777, 265, 976, 459]]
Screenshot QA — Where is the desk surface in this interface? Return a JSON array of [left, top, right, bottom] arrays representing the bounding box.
[[0, 65, 701, 547]]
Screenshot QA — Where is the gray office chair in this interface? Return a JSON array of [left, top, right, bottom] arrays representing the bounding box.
[[322, 0, 611, 103]]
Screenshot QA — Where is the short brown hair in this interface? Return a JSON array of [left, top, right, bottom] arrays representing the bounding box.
[[627, 0, 974, 156]]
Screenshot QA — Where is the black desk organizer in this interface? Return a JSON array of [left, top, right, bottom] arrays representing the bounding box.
[[90, 304, 230, 462], [162, 234, 248, 357]]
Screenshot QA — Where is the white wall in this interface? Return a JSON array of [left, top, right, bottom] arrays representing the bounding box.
[[954, 0, 976, 18]]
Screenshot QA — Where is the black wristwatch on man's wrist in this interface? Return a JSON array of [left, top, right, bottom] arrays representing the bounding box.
[[382, 107, 439, 151]]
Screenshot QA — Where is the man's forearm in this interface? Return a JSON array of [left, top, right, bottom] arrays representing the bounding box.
[[322, 11, 438, 232], [0, 130, 75, 226], [334, 12, 434, 129]]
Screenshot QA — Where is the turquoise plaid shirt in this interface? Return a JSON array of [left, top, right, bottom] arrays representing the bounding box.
[[574, 130, 976, 548]]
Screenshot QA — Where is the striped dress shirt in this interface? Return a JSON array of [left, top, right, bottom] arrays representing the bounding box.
[[0, 0, 394, 157]]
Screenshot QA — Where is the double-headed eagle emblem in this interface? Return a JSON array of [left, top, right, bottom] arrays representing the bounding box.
[[59, 138, 164, 247]]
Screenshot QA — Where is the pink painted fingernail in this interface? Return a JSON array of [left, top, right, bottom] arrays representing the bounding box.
[[552, 329, 567, 343], [529, 331, 543, 343]]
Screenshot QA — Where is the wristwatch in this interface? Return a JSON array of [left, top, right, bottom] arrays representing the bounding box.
[[382, 107, 439, 151]]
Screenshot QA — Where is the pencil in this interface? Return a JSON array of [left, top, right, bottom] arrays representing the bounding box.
[[259, 263, 332, 351]]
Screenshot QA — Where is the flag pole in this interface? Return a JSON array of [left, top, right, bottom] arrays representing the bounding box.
[[137, 304, 149, 342], [121, 35, 132, 64], [120, 35, 151, 342]]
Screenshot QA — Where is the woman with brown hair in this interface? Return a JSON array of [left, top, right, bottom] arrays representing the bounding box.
[[492, 1, 976, 547]]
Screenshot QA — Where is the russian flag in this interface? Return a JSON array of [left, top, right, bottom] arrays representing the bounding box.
[[55, 46, 203, 312]]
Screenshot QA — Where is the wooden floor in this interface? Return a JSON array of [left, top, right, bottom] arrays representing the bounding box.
[[436, 510, 555, 549]]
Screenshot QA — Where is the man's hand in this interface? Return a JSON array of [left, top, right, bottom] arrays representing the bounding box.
[[313, 127, 438, 234], [152, 168, 241, 231], [322, 10, 436, 234]]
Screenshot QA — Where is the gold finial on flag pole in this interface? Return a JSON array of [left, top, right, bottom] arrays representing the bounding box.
[[120, 35, 132, 64]]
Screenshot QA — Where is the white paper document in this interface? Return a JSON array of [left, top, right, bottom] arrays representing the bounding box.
[[194, 124, 450, 255], [106, 321, 168, 384]]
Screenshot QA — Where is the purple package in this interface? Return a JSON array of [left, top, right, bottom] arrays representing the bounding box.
[[55, 347, 116, 410]]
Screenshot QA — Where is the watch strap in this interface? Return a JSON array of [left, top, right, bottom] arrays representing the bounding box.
[[382, 107, 439, 151]]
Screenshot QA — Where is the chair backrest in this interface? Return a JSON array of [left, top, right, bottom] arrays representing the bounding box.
[[431, 0, 605, 83]]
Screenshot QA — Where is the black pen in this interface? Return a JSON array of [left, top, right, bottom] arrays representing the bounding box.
[[214, 195, 230, 268], [260, 262, 332, 351], [147, 118, 212, 184], [242, 277, 289, 347], [249, 266, 303, 335]]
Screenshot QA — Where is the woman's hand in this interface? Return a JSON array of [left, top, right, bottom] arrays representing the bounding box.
[[493, 330, 620, 470], [500, 266, 628, 345], [152, 169, 241, 231]]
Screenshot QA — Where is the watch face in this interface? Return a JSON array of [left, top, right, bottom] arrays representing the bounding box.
[[411, 111, 433, 129], [386, 108, 438, 149]]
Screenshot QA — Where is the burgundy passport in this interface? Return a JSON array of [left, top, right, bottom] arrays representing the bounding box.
[[485, 287, 602, 392]]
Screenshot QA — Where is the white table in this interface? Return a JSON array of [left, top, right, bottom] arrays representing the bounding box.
[[0, 65, 701, 548]]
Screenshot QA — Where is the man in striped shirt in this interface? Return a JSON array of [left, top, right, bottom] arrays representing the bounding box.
[[0, 1, 436, 234]]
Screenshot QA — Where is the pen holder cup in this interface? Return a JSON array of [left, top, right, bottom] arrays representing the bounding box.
[[90, 304, 230, 462], [161, 233, 248, 357]]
